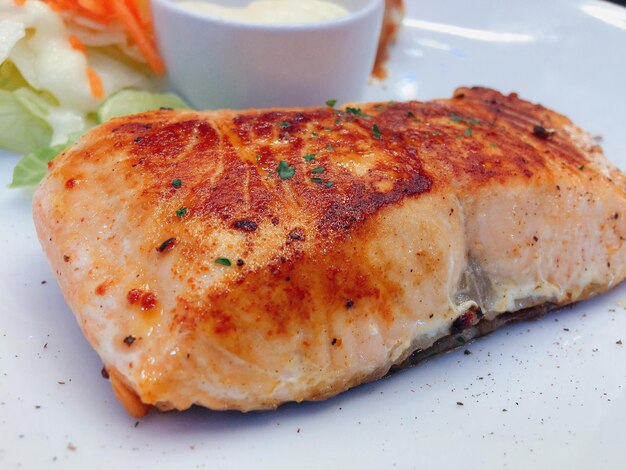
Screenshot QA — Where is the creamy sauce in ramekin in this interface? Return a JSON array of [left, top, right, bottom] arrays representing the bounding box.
[[177, 0, 350, 24]]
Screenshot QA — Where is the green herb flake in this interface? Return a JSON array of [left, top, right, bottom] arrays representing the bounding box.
[[346, 107, 369, 119], [215, 257, 232, 267], [303, 153, 316, 161], [489, 143, 498, 148], [579, 165, 585, 170], [278, 121, 291, 128], [171, 178, 182, 188], [255, 154, 262, 161], [450, 112, 480, 126], [310, 177, 333, 187], [326, 145, 333, 151], [464, 128, 473, 137], [277, 160, 295, 180], [372, 124, 382, 139], [326, 99, 337, 108], [311, 132, 319, 137], [449, 113, 464, 123], [310, 166, 325, 174], [175, 207, 188, 218]]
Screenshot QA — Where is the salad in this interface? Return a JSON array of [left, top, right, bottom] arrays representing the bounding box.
[[0, 0, 189, 187]]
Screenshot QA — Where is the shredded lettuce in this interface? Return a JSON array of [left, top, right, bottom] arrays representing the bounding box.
[[0, 89, 52, 154], [0, 61, 29, 91], [7, 89, 189, 188], [8, 142, 70, 189]]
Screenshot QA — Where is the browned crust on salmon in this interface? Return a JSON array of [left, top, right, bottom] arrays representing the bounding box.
[[52, 86, 594, 250]]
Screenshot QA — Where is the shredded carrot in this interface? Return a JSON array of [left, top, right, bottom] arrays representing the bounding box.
[[78, 0, 113, 17], [43, 0, 164, 75], [45, 0, 111, 23], [86, 67, 104, 99], [111, 0, 164, 75], [68, 35, 87, 54]]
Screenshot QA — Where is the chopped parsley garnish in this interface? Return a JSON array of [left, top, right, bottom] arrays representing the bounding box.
[[346, 107, 369, 118], [289, 231, 302, 240], [303, 153, 316, 161], [278, 121, 291, 128], [326, 145, 333, 151], [310, 166, 325, 174], [464, 127, 473, 137], [489, 142, 498, 147], [277, 160, 295, 180], [171, 178, 182, 188], [175, 207, 188, 218], [372, 124, 382, 139], [311, 177, 333, 187], [449, 113, 464, 123], [579, 165, 585, 170], [326, 99, 337, 108], [450, 112, 480, 125], [255, 154, 262, 161], [311, 132, 319, 137], [215, 258, 232, 267]]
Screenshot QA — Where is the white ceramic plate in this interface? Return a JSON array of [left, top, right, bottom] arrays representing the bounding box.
[[2, 1, 626, 468]]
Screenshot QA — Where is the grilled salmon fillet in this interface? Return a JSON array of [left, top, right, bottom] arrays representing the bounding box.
[[33, 87, 626, 417]]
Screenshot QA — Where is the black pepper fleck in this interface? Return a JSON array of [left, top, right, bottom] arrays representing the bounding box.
[[157, 237, 176, 253], [532, 125, 555, 139], [233, 219, 258, 232]]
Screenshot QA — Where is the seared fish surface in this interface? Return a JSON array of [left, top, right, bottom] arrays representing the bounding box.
[[33, 87, 626, 417]]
